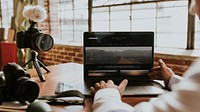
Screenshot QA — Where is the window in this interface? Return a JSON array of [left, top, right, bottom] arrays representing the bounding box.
[[156, 1, 188, 48], [92, 0, 188, 49], [0, 0, 13, 38], [49, 0, 88, 44]]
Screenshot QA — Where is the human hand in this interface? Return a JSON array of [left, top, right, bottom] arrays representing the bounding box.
[[190, 0, 200, 19], [149, 59, 175, 87], [90, 79, 128, 96]]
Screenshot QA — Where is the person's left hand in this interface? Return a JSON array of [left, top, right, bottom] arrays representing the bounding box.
[[90, 79, 128, 96]]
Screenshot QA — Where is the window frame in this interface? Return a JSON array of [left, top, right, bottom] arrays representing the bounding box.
[[88, 0, 196, 50], [187, 0, 195, 49]]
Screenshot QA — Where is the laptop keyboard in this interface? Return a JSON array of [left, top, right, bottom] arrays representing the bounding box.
[[88, 80, 155, 87]]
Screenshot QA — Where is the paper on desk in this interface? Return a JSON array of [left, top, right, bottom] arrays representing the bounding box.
[[0, 101, 27, 112]]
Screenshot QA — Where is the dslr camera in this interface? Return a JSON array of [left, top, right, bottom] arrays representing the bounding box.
[[0, 63, 39, 104], [16, 21, 54, 51]]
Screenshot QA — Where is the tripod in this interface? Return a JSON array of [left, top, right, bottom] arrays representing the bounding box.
[[23, 50, 50, 82]]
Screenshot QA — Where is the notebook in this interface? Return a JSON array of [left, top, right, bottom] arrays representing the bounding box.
[[55, 32, 165, 96]]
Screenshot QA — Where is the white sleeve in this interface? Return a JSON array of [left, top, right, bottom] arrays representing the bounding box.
[[92, 88, 135, 112], [134, 77, 200, 112], [93, 74, 200, 112], [168, 74, 184, 89], [93, 59, 200, 112], [134, 61, 200, 112]]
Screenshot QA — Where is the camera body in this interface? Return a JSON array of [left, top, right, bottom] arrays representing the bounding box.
[[0, 63, 39, 104], [16, 22, 54, 51]]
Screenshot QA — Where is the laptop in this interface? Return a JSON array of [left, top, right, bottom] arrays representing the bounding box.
[[83, 32, 165, 96], [55, 32, 165, 96]]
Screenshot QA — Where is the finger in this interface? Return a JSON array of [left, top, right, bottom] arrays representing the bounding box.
[[100, 80, 105, 85], [151, 66, 160, 72], [95, 82, 100, 90], [118, 79, 128, 94], [90, 87, 95, 94], [119, 79, 128, 87], [149, 71, 159, 77], [107, 80, 114, 85], [150, 75, 162, 80], [100, 80, 106, 88], [158, 59, 167, 69]]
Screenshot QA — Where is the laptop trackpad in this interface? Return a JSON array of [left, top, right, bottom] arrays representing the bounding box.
[[123, 86, 165, 96]]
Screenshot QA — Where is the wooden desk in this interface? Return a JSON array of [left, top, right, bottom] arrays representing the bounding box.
[[29, 63, 153, 111]]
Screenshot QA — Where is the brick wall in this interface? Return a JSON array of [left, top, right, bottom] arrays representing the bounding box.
[[39, 45, 83, 65]]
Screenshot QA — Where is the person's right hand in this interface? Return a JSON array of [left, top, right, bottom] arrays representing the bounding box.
[[149, 59, 175, 87]]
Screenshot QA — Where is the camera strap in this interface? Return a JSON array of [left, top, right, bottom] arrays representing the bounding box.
[[38, 90, 85, 105]]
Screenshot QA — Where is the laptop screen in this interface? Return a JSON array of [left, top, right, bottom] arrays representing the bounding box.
[[84, 32, 154, 80]]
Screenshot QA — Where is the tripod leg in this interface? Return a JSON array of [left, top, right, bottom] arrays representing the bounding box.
[[33, 59, 45, 82], [37, 60, 50, 73], [22, 59, 32, 67]]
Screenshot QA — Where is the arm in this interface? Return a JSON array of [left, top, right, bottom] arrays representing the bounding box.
[[92, 74, 200, 112], [92, 59, 200, 112], [91, 59, 200, 112], [134, 69, 200, 112]]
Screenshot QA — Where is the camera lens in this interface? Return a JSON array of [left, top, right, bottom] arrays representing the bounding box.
[[35, 34, 54, 51], [15, 77, 39, 104]]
